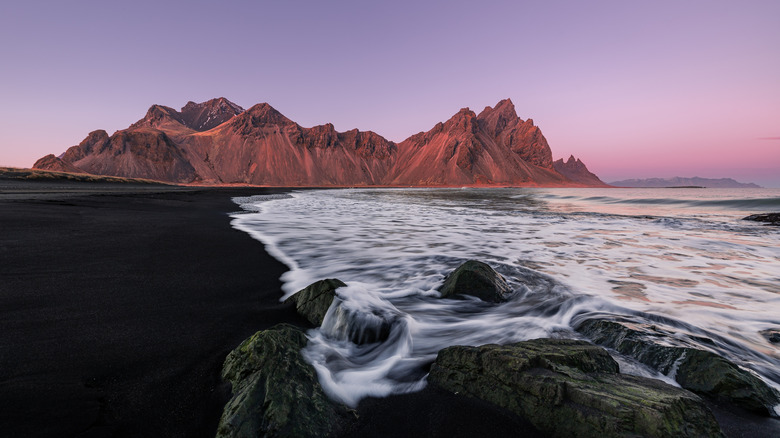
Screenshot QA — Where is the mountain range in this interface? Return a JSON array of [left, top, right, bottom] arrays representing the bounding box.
[[33, 97, 607, 187], [609, 177, 761, 188]]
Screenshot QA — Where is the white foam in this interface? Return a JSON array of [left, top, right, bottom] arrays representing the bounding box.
[[231, 188, 780, 406], [665, 351, 687, 381]]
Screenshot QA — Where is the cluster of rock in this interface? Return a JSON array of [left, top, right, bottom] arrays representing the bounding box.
[[217, 260, 779, 437], [429, 340, 722, 437], [576, 319, 780, 416]]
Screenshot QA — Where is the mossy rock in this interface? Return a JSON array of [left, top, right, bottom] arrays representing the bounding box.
[[428, 339, 723, 438], [577, 319, 780, 416], [217, 324, 348, 437], [439, 260, 512, 302], [284, 278, 346, 326]]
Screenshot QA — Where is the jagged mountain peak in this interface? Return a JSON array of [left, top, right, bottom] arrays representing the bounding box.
[[442, 107, 479, 135], [180, 97, 245, 132], [32, 97, 607, 187], [478, 98, 517, 120], [246, 102, 292, 122], [181, 97, 244, 115], [133, 104, 182, 128], [227, 103, 297, 136], [477, 98, 521, 137], [553, 155, 608, 187]]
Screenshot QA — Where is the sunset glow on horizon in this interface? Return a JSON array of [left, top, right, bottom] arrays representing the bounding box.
[[1, 1, 778, 186]]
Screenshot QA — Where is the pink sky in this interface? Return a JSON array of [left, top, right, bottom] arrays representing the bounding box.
[[1, 1, 778, 186]]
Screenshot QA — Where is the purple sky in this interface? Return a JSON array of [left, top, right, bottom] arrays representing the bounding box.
[[1, 1, 778, 186]]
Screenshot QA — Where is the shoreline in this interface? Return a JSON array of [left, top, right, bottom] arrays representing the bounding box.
[[1, 167, 612, 189], [2, 181, 777, 437], [0, 184, 305, 436], [0, 183, 550, 437]]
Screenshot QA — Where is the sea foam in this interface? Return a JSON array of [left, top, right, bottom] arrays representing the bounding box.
[[232, 187, 780, 406]]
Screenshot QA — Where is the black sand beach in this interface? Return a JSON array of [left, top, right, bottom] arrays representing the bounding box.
[[0, 180, 544, 437], [2, 179, 776, 437], [0, 182, 304, 437]]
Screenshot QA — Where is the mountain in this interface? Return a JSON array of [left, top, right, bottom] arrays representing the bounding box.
[[553, 155, 609, 187], [33, 98, 604, 187], [387, 99, 568, 185], [609, 177, 761, 188]]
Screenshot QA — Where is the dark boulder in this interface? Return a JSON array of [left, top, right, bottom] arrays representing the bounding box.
[[217, 324, 349, 437], [743, 213, 780, 226], [438, 260, 512, 302], [428, 338, 723, 437], [760, 329, 780, 344], [284, 278, 346, 326], [577, 319, 780, 416]]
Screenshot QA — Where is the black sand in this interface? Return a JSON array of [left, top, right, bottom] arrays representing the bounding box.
[[1, 180, 776, 437], [0, 183, 304, 437]]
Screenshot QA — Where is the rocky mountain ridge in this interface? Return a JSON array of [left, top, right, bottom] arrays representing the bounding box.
[[34, 98, 603, 187], [553, 155, 609, 187]]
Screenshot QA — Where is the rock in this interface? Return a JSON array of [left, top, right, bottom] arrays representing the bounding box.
[[743, 213, 780, 226], [217, 324, 348, 437], [428, 339, 723, 438], [760, 329, 780, 344], [577, 319, 780, 416], [438, 260, 512, 302], [284, 278, 346, 326]]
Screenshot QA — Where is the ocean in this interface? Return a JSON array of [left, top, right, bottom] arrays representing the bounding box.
[[231, 188, 780, 408]]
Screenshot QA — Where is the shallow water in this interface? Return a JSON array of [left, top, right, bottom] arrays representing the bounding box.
[[232, 188, 780, 408]]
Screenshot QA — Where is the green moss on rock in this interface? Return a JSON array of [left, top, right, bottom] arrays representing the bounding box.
[[428, 339, 724, 438], [217, 324, 347, 437], [284, 278, 345, 326], [577, 319, 780, 416], [438, 260, 512, 302]]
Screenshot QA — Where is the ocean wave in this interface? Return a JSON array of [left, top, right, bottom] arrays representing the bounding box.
[[231, 188, 780, 406]]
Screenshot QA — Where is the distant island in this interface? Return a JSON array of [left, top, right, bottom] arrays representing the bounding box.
[[609, 177, 761, 189]]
